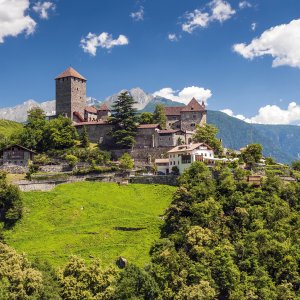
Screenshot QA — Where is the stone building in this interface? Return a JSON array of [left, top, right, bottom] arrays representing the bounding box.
[[164, 98, 206, 131], [56, 67, 87, 120], [54, 67, 207, 151]]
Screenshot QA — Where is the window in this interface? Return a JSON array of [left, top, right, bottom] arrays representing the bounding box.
[[191, 123, 195, 127], [181, 155, 191, 164]]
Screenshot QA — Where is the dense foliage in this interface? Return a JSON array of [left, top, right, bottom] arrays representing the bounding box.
[[20, 108, 78, 152], [193, 124, 223, 155], [0, 172, 22, 227], [241, 143, 263, 169], [148, 162, 300, 299], [139, 112, 154, 124], [0, 242, 44, 299], [153, 104, 167, 129], [109, 92, 138, 149]]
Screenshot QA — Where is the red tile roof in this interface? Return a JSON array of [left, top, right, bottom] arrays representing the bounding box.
[[138, 124, 159, 129], [73, 111, 85, 122], [84, 106, 98, 114], [74, 120, 109, 126], [164, 98, 206, 115], [158, 129, 179, 134], [98, 103, 110, 111], [164, 106, 183, 116], [181, 98, 205, 112], [55, 67, 86, 80]]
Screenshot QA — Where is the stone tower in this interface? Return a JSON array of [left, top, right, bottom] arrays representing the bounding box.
[[55, 67, 87, 120]]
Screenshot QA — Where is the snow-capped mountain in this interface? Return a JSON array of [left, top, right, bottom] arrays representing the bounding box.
[[0, 88, 181, 122], [0, 99, 55, 123], [104, 87, 154, 110]]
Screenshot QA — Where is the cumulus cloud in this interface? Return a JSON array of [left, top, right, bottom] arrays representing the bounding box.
[[168, 33, 179, 42], [130, 6, 144, 21], [233, 19, 300, 68], [221, 109, 250, 122], [153, 86, 212, 105], [239, 1, 252, 9], [182, 0, 235, 33], [80, 32, 129, 56], [0, 0, 36, 43], [222, 102, 300, 125], [33, 1, 55, 19]]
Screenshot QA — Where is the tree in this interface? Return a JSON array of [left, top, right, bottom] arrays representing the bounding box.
[[153, 104, 167, 129], [42, 116, 78, 151], [119, 153, 134, 170], [0, 243, 44, 299], [20, 107, 47, 151], [0, 171, 22, 227], [291, 160, 300, 171], [114, 264, 159, 300], [192, 124, 222, 155], [80, 125, 90, 148], [138, 112, 153, 124], [241, 144, 263, 169], [109, 91, 138, 149], [58, 256, 117, 300]]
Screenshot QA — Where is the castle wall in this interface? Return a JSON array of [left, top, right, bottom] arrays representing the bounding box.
[[180, 111, 206, 131], [76, 123, 114, 145], [135, 128, 158, 148]]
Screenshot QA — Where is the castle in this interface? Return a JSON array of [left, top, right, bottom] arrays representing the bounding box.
[[55, 67, 207, 149]]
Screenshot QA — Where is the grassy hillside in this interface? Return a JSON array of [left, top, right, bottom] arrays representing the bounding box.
[[4, 182, 176, 267], [0, 119, 23, 137]]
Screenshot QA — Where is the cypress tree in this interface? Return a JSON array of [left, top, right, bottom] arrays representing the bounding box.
[[109, 91, 138, 149]]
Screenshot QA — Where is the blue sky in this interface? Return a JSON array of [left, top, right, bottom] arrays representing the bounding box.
[[1, 0, 300, 124]]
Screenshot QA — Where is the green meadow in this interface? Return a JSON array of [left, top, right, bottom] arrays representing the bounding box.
[[4, 182, 176, 267]]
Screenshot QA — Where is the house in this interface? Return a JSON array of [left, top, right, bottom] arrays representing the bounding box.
[[1, 145, 36, 166], [168, 143, 215, 174], [164, 98, 206, 131], [154, 158, 170, 175]]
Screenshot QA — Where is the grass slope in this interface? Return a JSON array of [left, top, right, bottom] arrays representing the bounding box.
[[0, 119, 23, 137], [4, 182, 175, 267]]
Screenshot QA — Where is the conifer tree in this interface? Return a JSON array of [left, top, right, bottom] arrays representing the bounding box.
[[109, 91, 138, 149], [80, 126, 90, 148]]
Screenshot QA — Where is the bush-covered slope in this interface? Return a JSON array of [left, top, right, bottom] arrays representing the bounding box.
[[4, 182, 176, 267]]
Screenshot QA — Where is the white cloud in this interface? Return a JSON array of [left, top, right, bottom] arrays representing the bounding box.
[[168, 33, 179, 42], [233, 19, 300, 68], [239, 1, 252, 9], [80, 32, 129, 56], [0, 0, 36, 43], [182, 0, 235, 33], [130, 6, 144, 21], [221, 109, 250, 122], [33, 1, 55, 19], [153, 86, 212, 105], [251, 22, 257, 31], [222, 102, 300, 125]]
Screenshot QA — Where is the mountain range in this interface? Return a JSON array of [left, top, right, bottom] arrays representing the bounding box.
[[0, 88, 299, 163]]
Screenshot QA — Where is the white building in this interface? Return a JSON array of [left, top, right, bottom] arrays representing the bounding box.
[[167, 143, 215, 174], [154, 158, 170, 175]]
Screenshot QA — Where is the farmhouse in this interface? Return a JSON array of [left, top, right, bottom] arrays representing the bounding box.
[[167, 143, 215, 174], [1, 145, 35, 166]]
